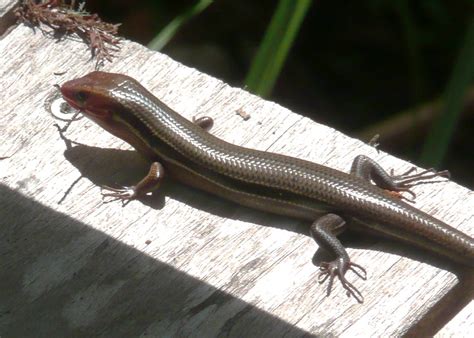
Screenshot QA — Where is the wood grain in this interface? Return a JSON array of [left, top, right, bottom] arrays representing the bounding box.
[[0, 16, 473, 337]]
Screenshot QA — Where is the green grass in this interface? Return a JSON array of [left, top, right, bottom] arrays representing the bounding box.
[[244, 0, 312, 97], [148, 0, 214, 51]]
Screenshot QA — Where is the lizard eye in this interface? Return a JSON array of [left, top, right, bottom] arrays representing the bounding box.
[[74, 91, 88, 103]]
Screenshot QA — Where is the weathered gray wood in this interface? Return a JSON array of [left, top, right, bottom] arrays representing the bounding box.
[[0, 0, 16, 17], [0, 22, 473, 337]]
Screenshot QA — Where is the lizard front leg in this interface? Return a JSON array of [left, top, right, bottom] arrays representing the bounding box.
[[101, 116, 214, 203]]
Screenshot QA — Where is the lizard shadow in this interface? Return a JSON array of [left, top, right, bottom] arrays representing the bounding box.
[[63, 143, 470, 275], [62, 143, 308, 234]]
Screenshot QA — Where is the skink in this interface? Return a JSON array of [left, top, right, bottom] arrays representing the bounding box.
[[60, 71, 474, 303]]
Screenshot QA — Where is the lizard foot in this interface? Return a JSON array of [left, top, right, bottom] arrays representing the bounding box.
[[318, 258, 367, 303], [387, 167, 450, 202], [101, 185, 138, 206]]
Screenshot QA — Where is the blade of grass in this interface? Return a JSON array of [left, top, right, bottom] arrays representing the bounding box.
[[420, 18, 474, 167], [244, 0, 312, 97], [148, 0, 213, 51]]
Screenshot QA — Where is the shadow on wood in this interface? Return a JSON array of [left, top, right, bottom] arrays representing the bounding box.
[[0, 184, 315, 336]]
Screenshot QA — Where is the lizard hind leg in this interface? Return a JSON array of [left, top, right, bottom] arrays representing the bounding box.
[[310, 214, 367, 303], [350, 155, 449, 201]]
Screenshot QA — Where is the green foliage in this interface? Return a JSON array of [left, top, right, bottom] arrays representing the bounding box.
[[148, 0, 213, 51], [244, 0, 312, 97]]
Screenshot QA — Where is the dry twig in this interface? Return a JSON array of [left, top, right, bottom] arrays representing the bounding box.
[[15, 0, 121, 68]]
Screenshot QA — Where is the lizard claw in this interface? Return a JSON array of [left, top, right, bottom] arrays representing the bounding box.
[[386, 167, 450, 202], [390, 167, 450, 188], [318, 258, 366, 303], [101, 185, 137, 206]]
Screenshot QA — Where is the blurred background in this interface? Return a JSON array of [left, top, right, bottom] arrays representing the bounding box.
[[86, 0, 474, 188]]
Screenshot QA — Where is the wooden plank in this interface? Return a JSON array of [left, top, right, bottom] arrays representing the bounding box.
[[0, 22, 473, 337], [0, 0, 17, 17]]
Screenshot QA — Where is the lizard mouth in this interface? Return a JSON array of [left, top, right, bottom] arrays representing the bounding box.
[[62, 96, 82, 111]]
